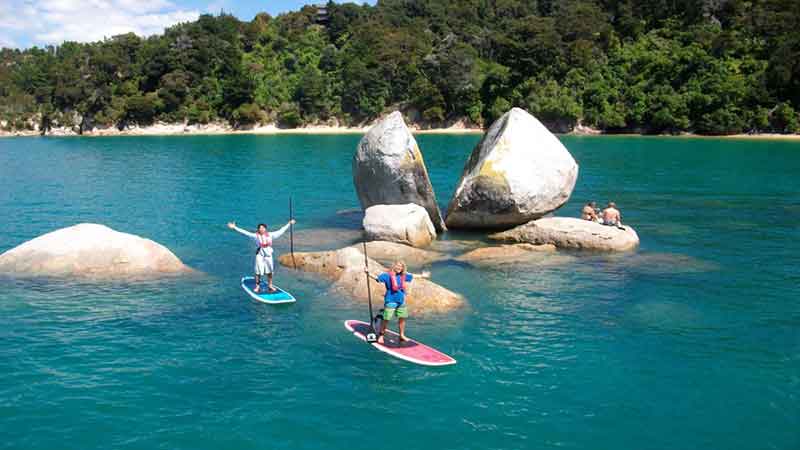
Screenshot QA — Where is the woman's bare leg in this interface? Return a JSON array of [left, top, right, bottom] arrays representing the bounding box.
[[398, 318, 408, 341], [378, 319, 389, 344]]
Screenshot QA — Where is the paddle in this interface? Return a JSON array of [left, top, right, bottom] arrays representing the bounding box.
[[362, 241, 378, 343], [289, 196, 296, 269]]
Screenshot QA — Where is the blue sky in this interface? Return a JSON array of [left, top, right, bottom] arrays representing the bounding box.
[[0, 0, 375, 49]]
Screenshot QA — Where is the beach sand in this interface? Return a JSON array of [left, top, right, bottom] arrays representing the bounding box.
[[2, 121, 797, 139], [0, 121, 484, 138]]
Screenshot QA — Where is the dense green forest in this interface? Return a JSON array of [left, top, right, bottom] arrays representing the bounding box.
[[1, 0, 798, 134]]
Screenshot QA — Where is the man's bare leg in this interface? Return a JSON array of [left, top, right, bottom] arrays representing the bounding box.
[[254, 274, 261, 292], [267, 273, 276, 292]]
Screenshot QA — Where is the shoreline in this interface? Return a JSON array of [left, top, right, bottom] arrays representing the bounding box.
[[0, 121, 485, 138], [570, 132, 800, 141], [1, 122, 798, 140]]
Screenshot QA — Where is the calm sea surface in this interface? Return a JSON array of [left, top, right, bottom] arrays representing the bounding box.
[[0, 135, 798, 450]]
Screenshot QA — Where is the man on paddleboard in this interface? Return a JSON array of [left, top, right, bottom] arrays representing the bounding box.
[[366, 261, 429, 344], [228, 220, 295, 293]]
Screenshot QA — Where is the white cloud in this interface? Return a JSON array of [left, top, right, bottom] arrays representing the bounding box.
[[0, 0, 200, 47], [0, 35, 17, 48], [206, 0, 229, 14]]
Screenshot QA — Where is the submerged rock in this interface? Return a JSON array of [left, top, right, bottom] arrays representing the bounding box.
[[363, 204, 436, 248], [607, 252, 718, 274], [445, 107, 579, 229], [353, 111, 446, 231], [0, 223, 192, 278], [291, 228, 364, 251], [278, 247, 464, 315], [456, 244, 574, 268], [489, 217, 639, 252], [346, 241, 449, 266], [428, 239, 487, 254], [456, 243, 555, 263]]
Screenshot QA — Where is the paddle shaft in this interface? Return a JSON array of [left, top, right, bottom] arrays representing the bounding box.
[[289, 197, 296, 269], [363, 241, 375, 329]]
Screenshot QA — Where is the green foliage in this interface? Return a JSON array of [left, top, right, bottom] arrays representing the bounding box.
[[186, 99, 213, 125], [0, 1, 798, 134], [232, 103, 265, 127], [771, 103, 799, 133], [517, 78, 583, 132], [277, 102, 302, 128], [125, 93, 163, 125], [487, 97, 512, 125], [422, 106, 445, 123]]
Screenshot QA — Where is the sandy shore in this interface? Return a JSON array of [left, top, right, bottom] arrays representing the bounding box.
[[0, 121, 484, 138], [565, 130, 800, 140], [719, 133, 800, 141], [1, 121, 797, 139]]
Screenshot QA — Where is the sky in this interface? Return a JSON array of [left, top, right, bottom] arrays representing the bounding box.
[[0, 0, 374, 49]]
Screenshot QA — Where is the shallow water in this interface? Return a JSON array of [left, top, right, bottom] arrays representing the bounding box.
[[1, 135, 798, 450]]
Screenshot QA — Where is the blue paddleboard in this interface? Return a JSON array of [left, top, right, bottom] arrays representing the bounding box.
[[241, 277, 296, 304]]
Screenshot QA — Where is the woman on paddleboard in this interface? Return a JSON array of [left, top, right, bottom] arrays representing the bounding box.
[[228, 219, 295, 293], [366, 261, 429, 344]]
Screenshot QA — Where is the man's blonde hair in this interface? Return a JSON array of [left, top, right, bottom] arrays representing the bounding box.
[[392, 261, 406, 273]]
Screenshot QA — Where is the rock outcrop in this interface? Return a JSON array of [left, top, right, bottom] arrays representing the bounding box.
[[278, 247, 464, 315], [0, 223, 192, 278], [445, 107, 579, 229], [346, 241, 448, 266], [352, 111, 446, 231], [489, 217, 640, 252], [455, 243, 577, 268], [457, 243, 555, 261], [363, 204, 436, 248]]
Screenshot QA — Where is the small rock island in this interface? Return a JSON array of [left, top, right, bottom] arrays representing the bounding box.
[[0, 223, 193, 278]]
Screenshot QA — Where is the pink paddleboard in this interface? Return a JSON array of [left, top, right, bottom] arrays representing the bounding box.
[[344, 320, 456, 366]]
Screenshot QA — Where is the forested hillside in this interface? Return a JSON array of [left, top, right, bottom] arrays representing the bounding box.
[[1, 0, 798, 134]]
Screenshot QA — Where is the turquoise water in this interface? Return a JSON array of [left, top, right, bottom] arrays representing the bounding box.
[[1, 135, 798, 450]]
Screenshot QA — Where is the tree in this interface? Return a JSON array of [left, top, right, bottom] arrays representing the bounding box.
[[125, 93, 162, 125], [770, 103, 799, 133], [0, 1, 797, 135]]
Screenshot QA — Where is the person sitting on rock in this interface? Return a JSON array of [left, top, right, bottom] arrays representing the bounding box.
[[601, 202, 624, 228], [581, 201, 599, 222], [365, 261, 430, 344], [228, 219, 295, 293]]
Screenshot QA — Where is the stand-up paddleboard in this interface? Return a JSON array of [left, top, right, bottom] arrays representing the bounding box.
[[241, 277, 296, 304], [344, 319, 456, 366]]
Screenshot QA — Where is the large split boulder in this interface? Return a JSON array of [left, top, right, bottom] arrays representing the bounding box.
[[445, 107, 579, 229], [353, 111, 446, 231], [363, 204, 436, 248], [0, 223, 192, 278], [278, 247, 464, 315], [489, 217, 640, 252]]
